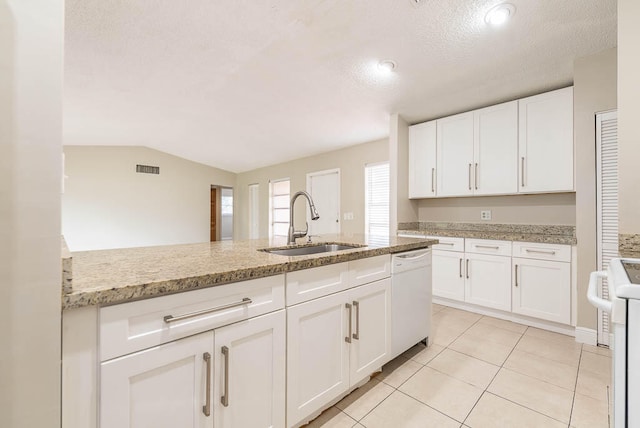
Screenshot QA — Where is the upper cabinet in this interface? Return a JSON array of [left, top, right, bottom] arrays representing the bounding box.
[[437, 112, 474, 197], [518, 87, 574, 193], [474, 101, 519, 195], [408, 121, 437, 198], [408, 87, 573, 199]]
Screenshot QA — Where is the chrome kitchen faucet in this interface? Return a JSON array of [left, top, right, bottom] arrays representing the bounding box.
[[287, 191, 320, 245]]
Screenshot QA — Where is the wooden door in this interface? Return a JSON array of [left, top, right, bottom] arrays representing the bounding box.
[[100, 332, 214, 428], [213, 310, 286, 428], [210, 188, 217, 241]]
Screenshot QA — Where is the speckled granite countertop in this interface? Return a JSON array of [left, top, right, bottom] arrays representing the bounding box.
[[398, 222, 576, 245], [63, 234, 437, 310]]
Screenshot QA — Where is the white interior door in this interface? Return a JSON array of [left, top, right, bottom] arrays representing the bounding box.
[[596, 110, 618, 347], [307, 169, 340, 236]]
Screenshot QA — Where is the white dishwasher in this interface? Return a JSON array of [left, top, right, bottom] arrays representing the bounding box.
[[391, 248, 432, 359]]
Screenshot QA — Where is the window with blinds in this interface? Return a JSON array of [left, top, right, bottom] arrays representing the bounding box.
[[596, 110, 618, 347], [220, 187, 234, 241], [269, 178, 290, 238], [365, 162, 390, 237]]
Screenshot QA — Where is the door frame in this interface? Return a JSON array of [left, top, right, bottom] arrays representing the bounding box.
[[306, 168, 341, 235]]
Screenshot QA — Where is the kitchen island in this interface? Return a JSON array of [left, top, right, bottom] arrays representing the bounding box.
[[62, 234, 436, 428]]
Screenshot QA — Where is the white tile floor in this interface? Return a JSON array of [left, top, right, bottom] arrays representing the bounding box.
[[303, 304, 612, 428]]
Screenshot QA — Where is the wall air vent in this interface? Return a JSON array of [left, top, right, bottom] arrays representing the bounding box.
[[136, 164, 160, 175]]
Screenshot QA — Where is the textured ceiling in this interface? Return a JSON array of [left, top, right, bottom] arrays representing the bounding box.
[[64, 0, 617, 173]]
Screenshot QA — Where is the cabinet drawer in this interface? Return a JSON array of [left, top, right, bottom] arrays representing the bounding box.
[[286, 263, 349, 306], [426, 236, 464, 252], [512, 242, 571, 262], [465, 239, 512, 256], [100, 275, 285, 361], [349, 255, 391, 287]]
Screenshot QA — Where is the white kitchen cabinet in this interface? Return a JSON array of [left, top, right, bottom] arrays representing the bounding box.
[[464, 253, 512, 311], [432, 249, 465, 301], [437, 112, 474, 197], [286, 279, 391, 427], [213, 310, 286, 428], [512, 257, 571, 324], [518, 87, 574, 193], [473, 101, 519, 195], [286, 291, 350, 427], [408, 120, 437, 198], [100, 332, 214, 428], [348, 278, 391, 386]]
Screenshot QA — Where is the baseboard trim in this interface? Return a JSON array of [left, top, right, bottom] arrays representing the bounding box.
[[574, 327, 597, 345]]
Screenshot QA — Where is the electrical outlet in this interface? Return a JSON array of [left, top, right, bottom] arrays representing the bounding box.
[[480, 210, 492, 221], [343, 212, 354, 221]]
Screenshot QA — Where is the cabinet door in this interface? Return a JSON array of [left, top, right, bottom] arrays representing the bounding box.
[[348, 279, 391, 386], [213, 310, 286, 428], [432, 250, 465, 301], [409, 121, 437, 198], [437, 112, 474, 197], [518, 87, 574, 193], [287, 292, 350, 427], [465, 253, 512, 311], [512, 258, 571, 324], [100, 332, 213, 428], [474, 101, 518, 195]]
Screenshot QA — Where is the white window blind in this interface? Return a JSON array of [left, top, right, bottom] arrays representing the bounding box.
[[248, 183, 259, 239], [596, 110, 618, 347], [269, 178, 290, 238], [365, 162, 390, 237]]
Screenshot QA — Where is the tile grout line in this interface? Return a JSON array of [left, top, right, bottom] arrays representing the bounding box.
[[567, 346, 584, 427]]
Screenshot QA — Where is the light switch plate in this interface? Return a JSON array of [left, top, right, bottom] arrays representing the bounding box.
[[343, 212, 354, 221], [480, 210, 492, 221]]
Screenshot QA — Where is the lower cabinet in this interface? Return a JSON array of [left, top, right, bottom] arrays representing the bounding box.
[[286, 279, 391, 428], [512, 257, 571, 324], [465, 253, 512, 312], [100, 310, 286, 428], [432, 250, 465, 301]]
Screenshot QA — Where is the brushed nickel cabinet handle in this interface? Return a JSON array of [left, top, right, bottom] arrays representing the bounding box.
[[515, 265, 519, 287], [220, 346, 229, 407], [466, 259, 470, 279], [345, 303, 352, 343], [164, 298, 252, 323], [459, 258, 463, 278], [521, 157, 525, 187], [475, 245, 500, 250], [203, 352, 212, 416], [475, 163, 478, 190], [352, 301, 360, 340], [525, 249, 556, 255], [431, 168, 435, 193], [468, 164, 472, 190]]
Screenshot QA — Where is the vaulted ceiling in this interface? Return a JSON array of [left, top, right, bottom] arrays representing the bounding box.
[[64, 0, 617, 173]]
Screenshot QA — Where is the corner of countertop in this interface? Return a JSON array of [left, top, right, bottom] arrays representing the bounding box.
[[62, 236, 73, 295]]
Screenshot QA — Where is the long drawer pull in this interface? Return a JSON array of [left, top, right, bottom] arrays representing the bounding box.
[[468, 164, 472, 190], [221, 346, 229, 407], [525, 249, 557, 255], [164, 298, 252, 323], [352, 301, 360, 340], [345, 303, 352, 343], [438, 242, 455, 246], [459, 258, 463, 278], [515, 265, 519, 287], [431, 168, 435, 193], [203, 352, 212, 416], [466, 259, 470, 279], [475, 245, 500, 250], [475, 163, 478, 190], [521, 157, 525, 187]]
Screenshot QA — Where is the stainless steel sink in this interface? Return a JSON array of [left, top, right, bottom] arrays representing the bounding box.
[[261, 243, 363, 256]]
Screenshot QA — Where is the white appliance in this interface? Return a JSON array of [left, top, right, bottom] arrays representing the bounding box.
[[390, 248, 432, 358], [588, 257, 640, 428]]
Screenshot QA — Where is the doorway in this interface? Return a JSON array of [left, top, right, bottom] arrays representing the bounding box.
[[211, 186, 234, 242], [306, 169, 340, 235]]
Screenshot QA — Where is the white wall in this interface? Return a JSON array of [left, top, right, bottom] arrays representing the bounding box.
[[63, 146, 236, 251], [0, 1, 63, 427], [235, 139, 389, 239], [618, 0, 640, 237], [390, 114, 419, 235]]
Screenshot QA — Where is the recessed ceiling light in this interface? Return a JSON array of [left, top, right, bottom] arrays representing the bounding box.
[[485, 3, 515, 27], [378, 60, 397, 73]]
